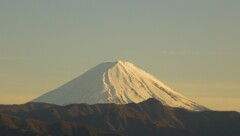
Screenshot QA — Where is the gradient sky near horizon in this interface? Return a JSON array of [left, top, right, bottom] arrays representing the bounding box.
[[0, 0, 239, 111]]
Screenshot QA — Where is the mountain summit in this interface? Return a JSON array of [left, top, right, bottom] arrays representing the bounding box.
[[32, 60, 206, 111]]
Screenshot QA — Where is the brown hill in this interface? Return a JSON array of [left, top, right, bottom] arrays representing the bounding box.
[[0, 98, 239, 136]]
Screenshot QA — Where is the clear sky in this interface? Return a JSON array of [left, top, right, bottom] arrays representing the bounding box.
[[0, 0, 239, 111]]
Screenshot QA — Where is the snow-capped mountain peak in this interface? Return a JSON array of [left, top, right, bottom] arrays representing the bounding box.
[[32, 60, 207, 111]]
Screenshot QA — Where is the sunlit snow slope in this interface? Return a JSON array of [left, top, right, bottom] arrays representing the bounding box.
[[32, 60, 207, 111]]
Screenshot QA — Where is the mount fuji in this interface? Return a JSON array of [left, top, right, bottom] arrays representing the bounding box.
[[32, 60, 207, 111]]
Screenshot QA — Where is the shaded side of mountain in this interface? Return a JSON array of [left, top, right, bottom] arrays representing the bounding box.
[[0, 102, 57, 112], [0, 113, 123, 136], [175, 108, 240, 136], [0, 98, 240, 136]]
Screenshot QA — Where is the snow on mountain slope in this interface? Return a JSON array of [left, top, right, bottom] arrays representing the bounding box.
[[32, 60, 207, 111]]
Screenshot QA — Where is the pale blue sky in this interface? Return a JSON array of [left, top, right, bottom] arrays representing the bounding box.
[[0, 0, 239, 111]]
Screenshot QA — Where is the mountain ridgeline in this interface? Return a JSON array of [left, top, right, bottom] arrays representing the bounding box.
[[0, 99, 239, 136], [3, 61, 238, 136], [33, 60, 206, 111]]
